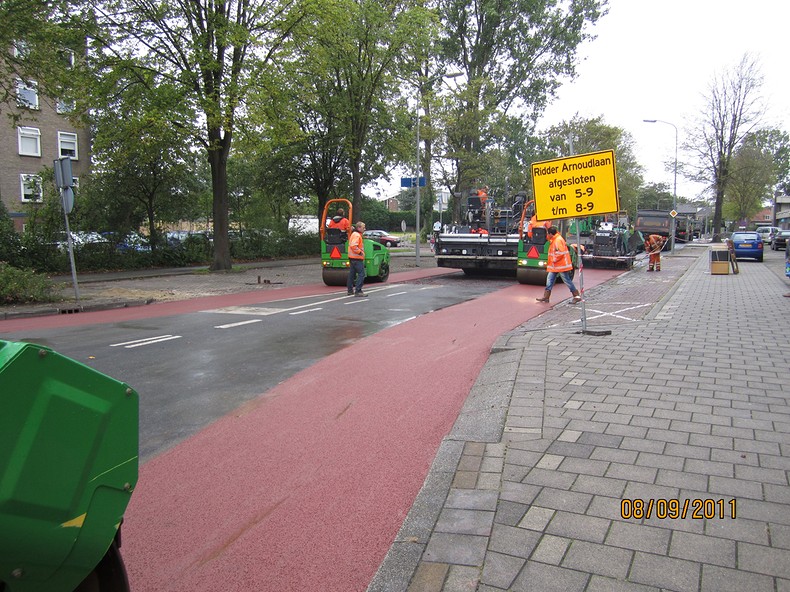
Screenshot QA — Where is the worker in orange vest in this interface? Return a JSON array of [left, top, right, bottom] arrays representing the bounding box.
[[526, 214, 552, 239], [327, 208, 351, 234], [644, 234, 667, 272], [347, 221, 367, 297], [536, 227, 581, 304]]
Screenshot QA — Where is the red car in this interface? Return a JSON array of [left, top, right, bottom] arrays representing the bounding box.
[[363, 230, 401, 247]]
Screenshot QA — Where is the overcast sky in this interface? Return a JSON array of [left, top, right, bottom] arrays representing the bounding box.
[[540, 0, 790, 202]]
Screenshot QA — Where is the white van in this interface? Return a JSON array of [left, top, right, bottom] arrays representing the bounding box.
[[756, 226, 780, 245]]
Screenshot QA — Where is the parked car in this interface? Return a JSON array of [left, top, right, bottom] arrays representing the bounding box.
[[729, 231, 764, 262], [772, 229, 790, 251], [756, 226, 780, 245], [363, 230, 401, 247]]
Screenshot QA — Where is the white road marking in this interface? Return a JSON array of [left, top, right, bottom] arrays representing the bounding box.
[[215, 319, 264, 329], [110, 335, 182, 348], [203, 307, 284, 316], [203, 284, 405, 321], [289, 308, 323, 315]]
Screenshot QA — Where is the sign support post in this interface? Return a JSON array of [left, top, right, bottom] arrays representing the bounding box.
[[531, 149, 620, 336], [54, 157, 79, 303]]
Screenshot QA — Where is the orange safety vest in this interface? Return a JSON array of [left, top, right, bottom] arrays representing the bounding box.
[[328, 216, 350, 233], [348, 230, 365, 259], [526, 215, 552, 238], [644, 234, 665, 253], [547, 233, 573, 273]]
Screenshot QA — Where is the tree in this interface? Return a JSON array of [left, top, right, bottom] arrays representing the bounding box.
[[637, 182, 674, 212], [436, 0, 607, 220], [0, 0, 85, 121], [539, 116, 643, 219], [82, 0, 305, 270], [747, 128, 790, 197], [724, 135, 777, 224], [684, 54, 765, 241], [82, 73, 205, 245], [296, 0, 432, 221]]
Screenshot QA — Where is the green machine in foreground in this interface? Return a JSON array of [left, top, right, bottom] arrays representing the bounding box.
[[320, 198, 391, 287], [0, 340, 138, 592], [515, 200, 578, 285]]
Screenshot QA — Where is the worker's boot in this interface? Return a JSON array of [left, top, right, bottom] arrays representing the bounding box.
[[572, 290, 582, 304], [536, 290, 551, 303]]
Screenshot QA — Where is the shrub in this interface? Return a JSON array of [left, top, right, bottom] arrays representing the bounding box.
[[0, 263, 57, 304]]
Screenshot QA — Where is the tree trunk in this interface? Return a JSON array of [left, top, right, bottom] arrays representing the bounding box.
[[350, 157, 362, 223], [208, 128, 232, 271]]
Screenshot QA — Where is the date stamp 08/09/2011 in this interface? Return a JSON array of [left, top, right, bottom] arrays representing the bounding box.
[[620, 498, 737, 520]]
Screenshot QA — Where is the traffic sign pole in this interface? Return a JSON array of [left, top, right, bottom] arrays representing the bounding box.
[[531, 150, 619, 337]]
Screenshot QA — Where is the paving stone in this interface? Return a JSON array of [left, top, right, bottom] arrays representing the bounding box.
[[487, 523, 541, 559], [561, 540, 633, 580], [434, 508, 495, 536], [508, 561, 589, 592], [586, 575, 662, 592], [530, 534, 570, 565], [605, 521, 671, 554], [479, 552, 524, 590], [533, 487, 593, 513], [704, 516, 769, 545], [545, 510, 610, 544], [668, 530, 736, 567], [628, 552, 700, 592], [522, 467, 577, 490], [518, 506, 555, 531], [570, 474, 627, 498], [444, 489, 499, 511], [738, 542, 790, 579], [700, 565, 775, 592], [494, 500, 527, 527], [442, 565, 480, 592], [422, 533, 488, 566], [406, 562, 448, 592]]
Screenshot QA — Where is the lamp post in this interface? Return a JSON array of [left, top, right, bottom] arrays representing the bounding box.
[[643, 119, 678, 254], [415, 108, 423, 265], [414, 71, 462, 266]]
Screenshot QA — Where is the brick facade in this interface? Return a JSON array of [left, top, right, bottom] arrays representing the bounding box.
[[1, 59, 91, 232]]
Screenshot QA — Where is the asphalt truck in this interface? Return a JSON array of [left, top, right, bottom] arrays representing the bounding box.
[[1, 340, 138, 592], [568, 213, 641, 269], [320, 198, 391, 286], [434, 189, 527, 275]]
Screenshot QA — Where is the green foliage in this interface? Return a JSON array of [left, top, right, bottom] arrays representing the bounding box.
[[357, 197, 391, 230], [436, 0, 607, 213], [0, 201, 22, 267], [725, 138, 777, 221], [0, 263, 56, 304], [540, 116, 644, 219]]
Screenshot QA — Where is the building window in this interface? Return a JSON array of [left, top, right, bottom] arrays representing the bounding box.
[[18, 126, 41, 156], [58, 131, 78, 159], [20, 174, 43, 202], [58, 48, 75, 68], [13, 40, 30, 59], [15, 79, 39, 110], [56, 98, 75, 114]]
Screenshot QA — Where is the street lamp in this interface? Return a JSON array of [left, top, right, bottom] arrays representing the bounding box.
[[415, 107, 423, 265], [643, 119, 678, 254], [414, 71, 463, 266]]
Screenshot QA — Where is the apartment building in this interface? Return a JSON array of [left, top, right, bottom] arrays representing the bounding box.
[[1, 44, 91, 232]]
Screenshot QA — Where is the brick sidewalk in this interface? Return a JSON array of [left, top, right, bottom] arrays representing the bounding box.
[[371, 248, 790, 592]]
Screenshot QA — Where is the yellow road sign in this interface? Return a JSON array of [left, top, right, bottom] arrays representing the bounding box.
[[531, 150, 619, 221]]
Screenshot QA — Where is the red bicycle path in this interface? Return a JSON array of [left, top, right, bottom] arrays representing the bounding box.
[[1, 266, 620, 591]]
